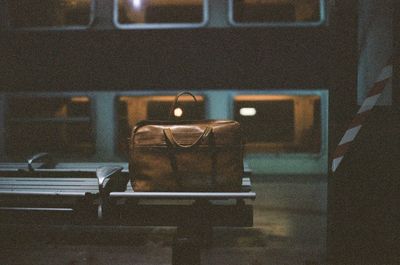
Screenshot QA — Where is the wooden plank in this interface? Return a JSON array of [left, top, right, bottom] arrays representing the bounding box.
[[0, 191, 88, 196], [0, 185, 97, 189], [0, 163, 130, 176], [0, 163, 250, 176], [0, 186, 98, 191], [32, 169, 129, 174], [0, 177, 250, 186], [110, 191, 256, 200], [0, 204, 253, 227], [0, 162, 249, 171], [0, 178, 251, 196], [8, 117, 90, 123], [0, 162, 129, 169], [0, 178, 97, 183], [54, 163, 129, 169], [0, 197, 83, 208], [0, 177, 96, 181], [0, 207, 74, 212], [124, 178, 251, 187], [0, 184, 97, 188], [0, 187, 97, 191], [0, 180, 98, 185]]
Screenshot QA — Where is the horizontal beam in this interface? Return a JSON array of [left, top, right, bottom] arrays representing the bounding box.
[[110, 191, 256, 200], [106, 204, 254, 227], [0, 207, 73, 212], [0, 190, 88, 196]]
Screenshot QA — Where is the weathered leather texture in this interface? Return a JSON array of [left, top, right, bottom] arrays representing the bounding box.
[[129, 120, 243, 192]]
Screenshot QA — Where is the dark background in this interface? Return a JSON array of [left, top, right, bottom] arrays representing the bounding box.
[[0, 27, 330, 91]]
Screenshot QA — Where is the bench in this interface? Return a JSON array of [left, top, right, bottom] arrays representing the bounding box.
[[0, 153, 256, 265]]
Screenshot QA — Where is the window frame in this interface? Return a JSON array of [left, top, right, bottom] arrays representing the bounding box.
[[3, 92, 95, 159], [113, 0, 209, 29], [232, 91, 326, 156], [228, 0, 327, 28], [4, 0, 96, 31]]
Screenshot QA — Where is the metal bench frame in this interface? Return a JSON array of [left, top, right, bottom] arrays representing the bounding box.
[[0, 155, 255, 265]]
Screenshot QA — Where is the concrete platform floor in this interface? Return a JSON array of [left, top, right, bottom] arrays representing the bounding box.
[[0, 175, 327, 265]]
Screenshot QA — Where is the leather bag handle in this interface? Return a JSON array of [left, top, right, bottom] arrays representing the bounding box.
[[168, 91, 197, 119], [163, 127, 212, 149]]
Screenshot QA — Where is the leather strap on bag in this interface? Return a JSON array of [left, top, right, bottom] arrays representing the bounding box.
[[166, 144, 181, 189], [166, 91, 218, 190], [168, 91, 197, 119], [163, 127, 212, 148], [164, 126, 217, 191], [208, 129, 218, 190]]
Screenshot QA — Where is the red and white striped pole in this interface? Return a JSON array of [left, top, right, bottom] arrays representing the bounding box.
[[331, 60, 393, 173]]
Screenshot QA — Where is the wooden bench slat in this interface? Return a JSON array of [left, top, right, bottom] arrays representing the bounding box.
[[0, 185, 98, 190], [0, 186, 98, 191], [0, 187, 97, 191], [0, 207, 74, 211], [0, 178, 97, 182], [0, 164, 249, 177], [0, 177, 252, 197], [0, 179, 98, 186], [0, 179, 97, 183], [0, 191, 88, 196], [110, 191, 256, 200], [0, 178, 250, 185], [123, 179, 251, 188]]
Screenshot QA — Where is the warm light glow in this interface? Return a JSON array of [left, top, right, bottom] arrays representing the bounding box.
[[174, 107, 183, 117], [71, 96, 89, 103], [132, 0, 142, 10], [240, 107, 256, 116], [235, 94, 320, 101]]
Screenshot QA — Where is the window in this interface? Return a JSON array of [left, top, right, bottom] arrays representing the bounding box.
[[229, 0, 325, 26], [116, 0, 207, 28], [6, 96, 94, 159], [117, 95, 205, 156], [6, 0, 93, 29], [234, 95, 321, 153]]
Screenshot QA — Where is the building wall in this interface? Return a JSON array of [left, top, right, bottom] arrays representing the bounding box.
[[357, 0, 393, 105]]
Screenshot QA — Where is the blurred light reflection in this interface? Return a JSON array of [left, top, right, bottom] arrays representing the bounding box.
[[132, 0, 142, 10]]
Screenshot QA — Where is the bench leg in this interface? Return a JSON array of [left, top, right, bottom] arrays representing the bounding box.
[[172, 234, 201, 265], [172, 222, 213, 265], [176, 223, 213, 248], [171, 200, 215, 265], [198, 223, 213, 248]]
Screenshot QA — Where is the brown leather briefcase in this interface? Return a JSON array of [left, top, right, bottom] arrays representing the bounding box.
[[129, 92, 244, 192]]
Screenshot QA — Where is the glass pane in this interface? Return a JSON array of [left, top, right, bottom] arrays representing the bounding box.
[[6, 0, 92, 28], [117, 95, 205, 156], [234, 95, 321, 153], [8, 97, 90, 119], [235, 99, 295, 142], [118, 0, 204, 24], [232, 0, 321, 23], [6, 97, 94, 158]]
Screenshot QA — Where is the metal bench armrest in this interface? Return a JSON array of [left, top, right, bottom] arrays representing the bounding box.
[[96, 166, 127, 219], [96, 166, 126, 193], [27, 152, 55, 172]]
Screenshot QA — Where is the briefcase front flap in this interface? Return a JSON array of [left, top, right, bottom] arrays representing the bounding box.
[[131, 120, 242, 147]]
